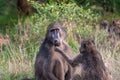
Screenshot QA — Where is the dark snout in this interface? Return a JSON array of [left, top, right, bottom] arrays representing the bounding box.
[[53, 39, 60, 46]]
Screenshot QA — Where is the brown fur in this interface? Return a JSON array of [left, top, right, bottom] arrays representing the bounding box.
[[55, 39, 112, 80], [34, 22, 73, 80]]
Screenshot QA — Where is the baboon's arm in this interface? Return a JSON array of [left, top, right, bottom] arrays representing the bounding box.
[[55, 47, 74, 66], [55, 47, 81, 67]]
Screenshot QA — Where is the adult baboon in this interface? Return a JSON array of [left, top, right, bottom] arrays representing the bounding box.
[[55, 39, 112, 80], [35, 22, 73, 80]]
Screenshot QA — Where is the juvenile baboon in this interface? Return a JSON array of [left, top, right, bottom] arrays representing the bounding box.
[[100, 20, 109, 30], [35, 22, 73, 80], [55, 39, 112, 80]]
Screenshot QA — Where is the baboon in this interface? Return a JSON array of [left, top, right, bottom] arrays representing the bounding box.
[[100, 20, 109, 30], [35, 22, 73, 80], [55, 39, 112, 80], [100, 20, 120, 39], [110, 20, 120, 37]]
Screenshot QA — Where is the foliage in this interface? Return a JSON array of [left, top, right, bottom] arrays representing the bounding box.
[[37, 0, 74, 4], [30, 1, 99, 23], [75, 0, 120, 13], [0, 0, 18, 25]]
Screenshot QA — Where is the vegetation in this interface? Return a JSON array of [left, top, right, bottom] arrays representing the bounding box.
[[0, 0, 120, 80]]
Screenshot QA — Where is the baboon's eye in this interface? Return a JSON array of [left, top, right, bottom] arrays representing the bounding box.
[[50, 28, 59, 32], [55, 28, 59, 32], [83, 43, 87, 48], [50, 29, 55, 32]]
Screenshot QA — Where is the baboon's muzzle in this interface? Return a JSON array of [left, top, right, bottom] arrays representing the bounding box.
[[53, 39, 60, 46]]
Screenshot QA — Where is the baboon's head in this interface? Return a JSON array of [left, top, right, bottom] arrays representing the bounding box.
[[80, 39, 95, 54], [46, 22, 66, 46]]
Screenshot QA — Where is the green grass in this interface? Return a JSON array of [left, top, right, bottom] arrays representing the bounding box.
[[0, 1, 120, 80]]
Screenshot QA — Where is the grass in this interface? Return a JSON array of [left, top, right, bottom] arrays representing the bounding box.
[[0, 1, 120, 80]]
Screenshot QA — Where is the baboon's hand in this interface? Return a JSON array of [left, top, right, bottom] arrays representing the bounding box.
[[55, 47, 60, 51], [55, 47, 63, 53]]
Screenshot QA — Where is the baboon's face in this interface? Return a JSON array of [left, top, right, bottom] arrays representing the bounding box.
[[80, 39, 95, 53], [47, 27, 66, 46], [50, 27, 60, 46], [46, 22, 66, 46]]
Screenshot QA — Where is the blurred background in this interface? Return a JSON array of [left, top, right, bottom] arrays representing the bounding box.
[[0, 0, 120, 80]]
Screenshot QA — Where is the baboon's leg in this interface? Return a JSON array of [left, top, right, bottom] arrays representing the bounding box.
[[53, 60, 65, 80]]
